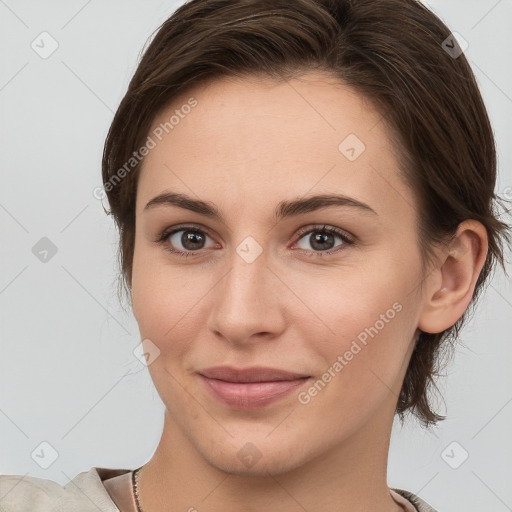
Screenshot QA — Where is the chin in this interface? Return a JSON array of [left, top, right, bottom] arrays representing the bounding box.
[[204, 447, 306, 477], [191, 431, 318, 478]]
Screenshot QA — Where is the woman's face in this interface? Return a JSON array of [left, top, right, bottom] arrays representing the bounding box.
[[131, 72, 426, 475]]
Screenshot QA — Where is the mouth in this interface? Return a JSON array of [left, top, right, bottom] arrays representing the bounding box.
[[198, 366, 311, 409]]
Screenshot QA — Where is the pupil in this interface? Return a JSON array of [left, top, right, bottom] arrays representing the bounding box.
[[182, 231, 204, 250], [311, 231, 334, 251]]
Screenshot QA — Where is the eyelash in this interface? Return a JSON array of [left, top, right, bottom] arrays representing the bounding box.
[[155, 224, 355, 259]]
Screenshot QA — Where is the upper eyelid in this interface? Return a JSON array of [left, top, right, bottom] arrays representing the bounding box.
[[294, 224, 354, 242], [162, 223, 218, 241]]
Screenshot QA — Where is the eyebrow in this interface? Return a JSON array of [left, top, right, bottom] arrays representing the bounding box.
[[143, 192, 377, 222]]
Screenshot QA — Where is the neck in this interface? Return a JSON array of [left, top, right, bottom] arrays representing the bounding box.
[[137, 397, 403, 512]]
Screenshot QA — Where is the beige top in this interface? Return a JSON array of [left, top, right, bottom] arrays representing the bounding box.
[[0, 467, 438, 511]]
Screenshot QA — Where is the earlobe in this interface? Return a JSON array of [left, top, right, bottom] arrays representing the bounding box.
[[417, 220, 488, 334]]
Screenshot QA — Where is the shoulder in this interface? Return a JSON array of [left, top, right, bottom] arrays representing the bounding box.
[[0, 472, 61, 512], [0, 467, 131, 512], [392, 488, 439, 512]]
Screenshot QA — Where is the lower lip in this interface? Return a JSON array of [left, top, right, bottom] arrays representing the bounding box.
[[200, 375, 310, 409]]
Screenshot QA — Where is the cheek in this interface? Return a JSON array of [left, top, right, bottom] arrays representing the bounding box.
[[131, 253, 211, 353], [294, 287, 413, 431], [292, 266, 414, 387], [289, 263, 407, 336]]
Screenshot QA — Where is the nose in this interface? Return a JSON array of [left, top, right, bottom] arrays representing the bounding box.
[[206, 248, 286, 346]]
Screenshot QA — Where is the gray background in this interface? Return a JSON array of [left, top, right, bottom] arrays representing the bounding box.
[[1, 1, 511, 510]]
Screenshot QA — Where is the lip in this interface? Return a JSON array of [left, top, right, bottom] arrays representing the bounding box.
[[198, 366, 311, 409]]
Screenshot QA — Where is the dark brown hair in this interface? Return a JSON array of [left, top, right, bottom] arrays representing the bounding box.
[[102, 0, 511, 427]]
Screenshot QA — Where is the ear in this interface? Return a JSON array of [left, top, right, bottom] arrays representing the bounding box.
[[417, 220, 488, 334]]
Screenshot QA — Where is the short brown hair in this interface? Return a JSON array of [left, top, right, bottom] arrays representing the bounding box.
[[102, 0, 511, 427]]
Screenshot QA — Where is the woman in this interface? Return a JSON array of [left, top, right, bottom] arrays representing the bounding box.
[[1, 0, 509, 510]]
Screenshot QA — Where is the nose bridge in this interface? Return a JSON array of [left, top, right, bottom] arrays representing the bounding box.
[[207, 243, 284, 343]]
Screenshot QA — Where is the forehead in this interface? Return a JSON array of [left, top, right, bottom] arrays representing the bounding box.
[[137, 73, 415, 221]]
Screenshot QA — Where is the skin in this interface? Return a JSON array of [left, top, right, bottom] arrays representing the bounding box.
[[129, 72, 488, 511]]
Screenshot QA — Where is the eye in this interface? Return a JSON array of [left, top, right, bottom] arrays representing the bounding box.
[[156, 226, 218, 256], [155, 223, 355, 258], [292, 224, 354, 256]]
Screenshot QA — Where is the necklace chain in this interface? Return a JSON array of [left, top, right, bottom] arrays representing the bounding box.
[[132, 467, 145, 512]]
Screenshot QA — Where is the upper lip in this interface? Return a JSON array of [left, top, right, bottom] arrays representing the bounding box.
[[198, 366, 310, 383]]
